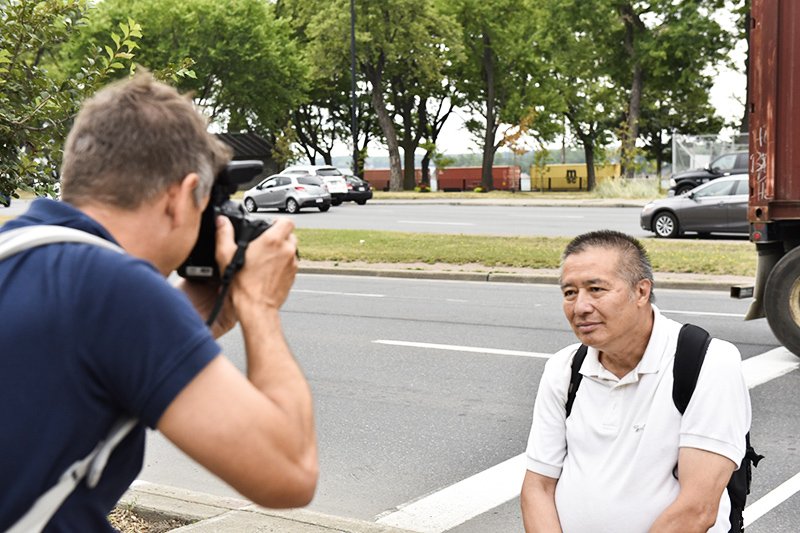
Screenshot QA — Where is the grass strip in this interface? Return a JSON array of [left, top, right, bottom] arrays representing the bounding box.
[[295, 229, 757, 277]]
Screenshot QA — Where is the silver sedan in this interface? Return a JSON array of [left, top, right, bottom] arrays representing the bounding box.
[[243, 174, 331, 214], [640, 174, 749, 238]]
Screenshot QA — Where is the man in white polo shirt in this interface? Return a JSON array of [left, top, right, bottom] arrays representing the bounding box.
[[520, 230, 751, 533]]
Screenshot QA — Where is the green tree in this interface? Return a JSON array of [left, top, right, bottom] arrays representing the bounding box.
[[0, 0, 144, 201], [613, 0, 733, 179], [534, 0, 623, 190], [277, 0, 381, 173], [447, 0, 558, 190], [306, 0, 459, 191], [68, 0, 307, 141]]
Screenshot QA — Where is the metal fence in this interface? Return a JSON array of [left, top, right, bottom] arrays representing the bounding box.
[[671, 133, 748, 178]]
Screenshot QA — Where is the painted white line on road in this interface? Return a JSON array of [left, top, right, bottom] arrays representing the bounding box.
[[293, 289, 385, 298], [744, 471, 800, 527], [742, 347, 800, 389], [374, 342, 799, 532], [508, 214, 584, 219], [661, 309, 746, 318], [376, 453, 527, 533], [373, 340, 552, 359], [397, 220, 476, 226]]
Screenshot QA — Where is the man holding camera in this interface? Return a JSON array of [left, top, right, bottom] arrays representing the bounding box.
[[0, 74, 318, 531]]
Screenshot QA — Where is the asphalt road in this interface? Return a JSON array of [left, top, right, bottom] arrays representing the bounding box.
[[252, 201, 652, 238], [140, 274, 798, 532]]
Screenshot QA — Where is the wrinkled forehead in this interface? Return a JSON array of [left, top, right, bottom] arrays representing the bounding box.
[[560, 246, 624, 282]]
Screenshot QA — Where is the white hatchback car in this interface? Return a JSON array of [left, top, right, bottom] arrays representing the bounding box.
[[280, 165, 348, 206]]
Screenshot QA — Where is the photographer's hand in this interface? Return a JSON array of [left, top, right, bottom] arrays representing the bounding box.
[[159, 214, 317, 508], [214, 215, 298, 311]]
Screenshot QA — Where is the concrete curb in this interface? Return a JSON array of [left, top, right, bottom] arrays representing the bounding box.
[[120, 482, 413, 532], [298, 265, 752, 293]]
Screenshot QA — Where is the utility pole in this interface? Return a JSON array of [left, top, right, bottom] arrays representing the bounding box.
[[350, 0, 359, 176]]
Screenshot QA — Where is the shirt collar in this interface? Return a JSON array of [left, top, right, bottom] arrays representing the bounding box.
[[581, 305, 665, 384]]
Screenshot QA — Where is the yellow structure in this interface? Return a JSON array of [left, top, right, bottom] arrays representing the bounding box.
[[529, 163, 621, 190]]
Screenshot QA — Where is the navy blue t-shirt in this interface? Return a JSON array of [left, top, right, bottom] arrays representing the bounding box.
[[0, 199, 221, 531]]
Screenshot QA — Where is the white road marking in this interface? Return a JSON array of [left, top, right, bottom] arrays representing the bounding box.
[[293, 289, 385, 298], [373, 340, 551, 359], [397, 220, 476, 226], [376, 454, 527, 532], [742, 347, 800, 389], [661, 309, 746, 318], [744, 471, 800, 527], [375, 342, 800, 532]]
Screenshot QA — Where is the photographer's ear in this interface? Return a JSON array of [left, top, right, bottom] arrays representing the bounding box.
[[166, 173, 205, 228]]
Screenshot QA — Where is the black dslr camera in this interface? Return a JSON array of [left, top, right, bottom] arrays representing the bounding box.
[[178, 160, 271, 281]]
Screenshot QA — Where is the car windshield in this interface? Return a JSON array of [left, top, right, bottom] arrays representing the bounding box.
[[711, 154, 737, 170], [345, 176, 361, 184], [297, 176, 324, 186], [317, 168, 342, 176]]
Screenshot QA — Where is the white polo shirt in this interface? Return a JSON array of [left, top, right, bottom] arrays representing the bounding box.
[[525, 306, 751, 533]]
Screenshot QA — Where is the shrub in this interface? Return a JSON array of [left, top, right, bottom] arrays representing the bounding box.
[[593, 178, 661, 199]]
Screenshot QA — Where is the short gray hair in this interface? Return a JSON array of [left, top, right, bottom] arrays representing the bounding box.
[[61, 72, 232, 209], [560, 230, 655, 303]]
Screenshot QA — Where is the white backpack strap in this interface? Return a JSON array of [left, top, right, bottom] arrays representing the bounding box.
[[5, 418, 137, 533], [1, 225, 136, 532], [0, 225, 124, 259]]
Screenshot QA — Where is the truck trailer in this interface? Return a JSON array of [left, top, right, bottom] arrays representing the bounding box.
[[739, 0, 800, 357]]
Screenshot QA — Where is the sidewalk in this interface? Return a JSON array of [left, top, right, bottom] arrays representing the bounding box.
[[120, 482, 412, 532]]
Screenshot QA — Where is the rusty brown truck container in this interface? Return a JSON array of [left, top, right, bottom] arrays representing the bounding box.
[[741, 0, 800, 356]]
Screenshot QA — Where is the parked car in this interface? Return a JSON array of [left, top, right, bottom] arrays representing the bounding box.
[[243, 174, 331, 214], [668, 150, 748, 196], [640, 174, 749, 238], [280, 165, 348, 206], [343, 175, 373, 205]]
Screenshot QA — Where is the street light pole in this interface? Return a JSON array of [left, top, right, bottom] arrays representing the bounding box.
[[350, 0, 359, 176]]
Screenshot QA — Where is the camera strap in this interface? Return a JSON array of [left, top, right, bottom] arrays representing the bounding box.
[[205, 228, 257, 327]]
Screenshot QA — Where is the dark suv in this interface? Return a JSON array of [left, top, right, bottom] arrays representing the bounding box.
[[669, 150, 748, 196]]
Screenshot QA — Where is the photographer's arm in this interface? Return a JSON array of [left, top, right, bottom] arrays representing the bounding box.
[[158, 217, 318, 508]]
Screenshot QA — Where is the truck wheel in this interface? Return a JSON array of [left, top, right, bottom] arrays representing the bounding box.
[[765, 246, 800, 357], [653, 212, 679, 238], [675, 183, 695, 195]]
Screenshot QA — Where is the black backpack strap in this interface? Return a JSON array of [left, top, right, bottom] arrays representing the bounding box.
[[672, 323, 712, 414], [566, 345, 588, 418], [671, 323, 764, 533]]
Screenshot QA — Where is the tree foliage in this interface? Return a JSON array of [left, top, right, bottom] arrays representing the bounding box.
[[68, 0, 307, 140], [0, 0, 143, 201], [303, 0, 460, 190], [447, 0, 559, 189]]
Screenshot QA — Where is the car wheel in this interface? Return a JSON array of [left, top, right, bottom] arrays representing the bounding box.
[[675, 183, 695, 195], [244, 197, 257, 213], [653, 212, 679, 238], [318, 204, 330, 212], [356, 200, 367, 205], [286, 198, 299, 214], [331, 198, 342, 206]]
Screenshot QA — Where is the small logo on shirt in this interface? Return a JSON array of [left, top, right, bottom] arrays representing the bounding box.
[[633, 424, 646, 432]]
